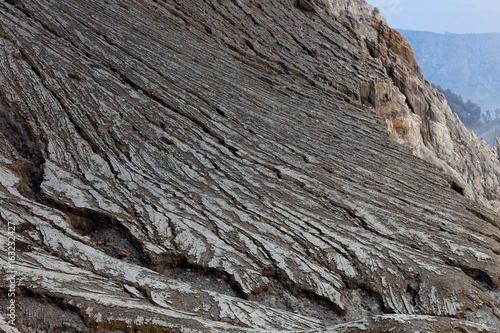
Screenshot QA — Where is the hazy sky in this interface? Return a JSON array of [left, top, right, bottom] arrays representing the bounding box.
[[365, 0, 500, 33]]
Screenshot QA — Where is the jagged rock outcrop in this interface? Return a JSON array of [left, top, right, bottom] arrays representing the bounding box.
[[340, 5, 500, 209], [0, 0, 499, 332]]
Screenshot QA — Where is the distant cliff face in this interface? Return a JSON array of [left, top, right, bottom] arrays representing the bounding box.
[[398, 29, 500, 148], [398, 30, 500, 112], [0, 0, 499, 332]]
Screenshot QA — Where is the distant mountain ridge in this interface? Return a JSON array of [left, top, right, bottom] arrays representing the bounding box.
[[399, 29, 500, 145]]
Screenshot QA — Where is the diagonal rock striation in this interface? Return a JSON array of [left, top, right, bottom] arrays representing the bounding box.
[[0, 0, 499, 331]]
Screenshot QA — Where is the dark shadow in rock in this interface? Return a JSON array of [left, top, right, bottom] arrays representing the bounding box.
[[467, 207, 498, 226], [0, 98, 45, 200], [292, 0, 315, 12], [459, 266, 494, 290], [153, 254, 245, 299], [448, 180, 465, 196], [46, 200, 150, 267], [0, 290, 89, 333], [249, 277, 385, 325]]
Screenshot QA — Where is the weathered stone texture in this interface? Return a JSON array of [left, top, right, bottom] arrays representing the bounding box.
[[0, 0, 499, 332]]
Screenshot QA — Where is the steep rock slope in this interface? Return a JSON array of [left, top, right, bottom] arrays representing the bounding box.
[[0, 0, 499, 332], [333, 7, 500, 209]]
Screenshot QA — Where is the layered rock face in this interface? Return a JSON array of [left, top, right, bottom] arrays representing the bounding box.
[[0, 0, 499, 332], [337, 5, 500, 209]]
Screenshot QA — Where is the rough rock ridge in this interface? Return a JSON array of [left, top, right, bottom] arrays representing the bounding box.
[[332, 0, 500, 209], [0, 0, 499, 332]]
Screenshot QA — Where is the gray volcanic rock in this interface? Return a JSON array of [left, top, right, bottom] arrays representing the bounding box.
[[0, 0, 499, 332]]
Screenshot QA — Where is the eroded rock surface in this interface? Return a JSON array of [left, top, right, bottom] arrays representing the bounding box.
[[344, 7, 500, 209], [0, 0, 499, 332]]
